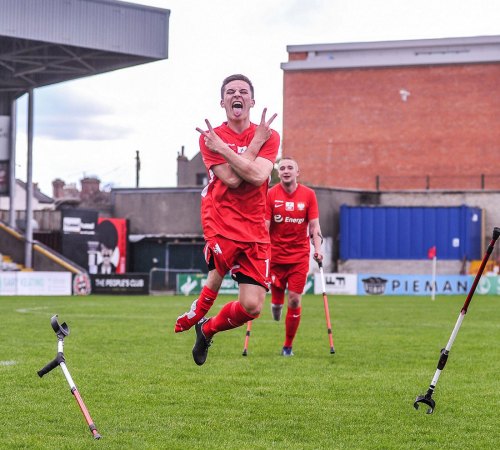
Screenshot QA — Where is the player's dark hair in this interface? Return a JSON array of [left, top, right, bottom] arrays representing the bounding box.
[[221, 74, 254, 99]]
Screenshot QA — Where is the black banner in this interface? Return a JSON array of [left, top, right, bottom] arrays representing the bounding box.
[[90, 274, 149, 295], [61, 209, 98, 270], [60, 210, 129, 275]]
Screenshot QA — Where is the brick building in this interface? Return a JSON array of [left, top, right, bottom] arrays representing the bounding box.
[[281, 35, 500, 191]]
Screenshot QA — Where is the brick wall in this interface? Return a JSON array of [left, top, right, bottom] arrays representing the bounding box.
[[283, 63, 500, 190]]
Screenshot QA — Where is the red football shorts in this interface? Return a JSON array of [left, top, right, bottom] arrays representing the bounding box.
[[204, 235, 270, 290], [270, 259, 309, 294]]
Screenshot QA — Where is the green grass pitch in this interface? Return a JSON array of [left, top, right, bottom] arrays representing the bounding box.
[[0, 293, 498, 449]]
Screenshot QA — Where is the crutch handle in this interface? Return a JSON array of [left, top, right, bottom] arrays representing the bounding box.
[[37, 352, 65, 377], [313, 252, 324, 265]]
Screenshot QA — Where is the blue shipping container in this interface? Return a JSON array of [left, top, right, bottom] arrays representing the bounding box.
[[340, 205, 481, 260]]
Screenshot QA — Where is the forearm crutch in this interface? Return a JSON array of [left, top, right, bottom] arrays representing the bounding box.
[[38, 315, 101, 439], [414, 227, 500, 414], [318, 261, 336, 354], [242, 320, 252, 356]]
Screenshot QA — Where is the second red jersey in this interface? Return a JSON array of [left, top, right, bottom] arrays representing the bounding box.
[[266, 183, 319, 263]]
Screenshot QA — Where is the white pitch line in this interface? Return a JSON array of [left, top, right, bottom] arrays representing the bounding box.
[[15, 306, 49, 314], [0, 360, 17, 366]]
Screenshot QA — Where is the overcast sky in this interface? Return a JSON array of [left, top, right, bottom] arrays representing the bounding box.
[[14, 0, 500, 195]]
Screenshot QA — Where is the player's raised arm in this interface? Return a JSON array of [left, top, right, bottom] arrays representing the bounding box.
[[244, 108, 278, 159], [198, 118, 275, 186]]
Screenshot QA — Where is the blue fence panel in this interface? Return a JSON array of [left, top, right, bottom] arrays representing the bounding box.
[[340, 205, 481, 260]]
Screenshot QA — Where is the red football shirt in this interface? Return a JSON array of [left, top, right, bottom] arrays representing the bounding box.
[[266, 183, 319, 263], [200, 122, 280, 243]]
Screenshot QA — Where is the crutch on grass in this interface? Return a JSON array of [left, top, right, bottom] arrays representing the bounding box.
[[317, 259, 335, 354], [38, 315, 101, 439], [242, 320, 252, 356], [414, 227, 500, 414]]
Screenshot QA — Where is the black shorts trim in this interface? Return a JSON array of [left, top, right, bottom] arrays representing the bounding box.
[[207, 252, 216, 271], [232, 271, 264, 288]]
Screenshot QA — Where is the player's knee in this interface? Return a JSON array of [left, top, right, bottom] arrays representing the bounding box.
[[288, 292, 302, 308], [239, 296, 263, 316], [243, 303, 262, 317], [239, 282, 266, 316]]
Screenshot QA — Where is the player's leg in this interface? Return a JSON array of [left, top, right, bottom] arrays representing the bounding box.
[[282, 290, 302, 355], [194, 242, 269, 365], [175, 241, 225, 332], [281, 260, 309, 355], [175, 269, 222, 332], [271, 286, 285, 321], [270, 264, 286, 321], [193, 281, 264, 366], [202, 278, 265, 338]]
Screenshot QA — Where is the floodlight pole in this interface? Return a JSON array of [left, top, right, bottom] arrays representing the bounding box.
[[8, 96, 17, 229], [24, 88, 34, 269]]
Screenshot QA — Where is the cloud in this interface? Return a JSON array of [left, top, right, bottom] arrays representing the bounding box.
[[34, 116, 131, 141], [16, 85, 131, 141]]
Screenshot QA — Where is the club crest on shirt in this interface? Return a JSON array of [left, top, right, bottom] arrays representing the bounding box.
[[285, 202, 294, 211], [227, 144, 247, 154], [297, 202, 305, 211]]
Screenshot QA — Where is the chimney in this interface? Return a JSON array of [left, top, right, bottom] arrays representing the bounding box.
[[52, 178, 65, 199], [177, 146, 190, 186], [80, 177, 100, 201], [177, 145, 188, 161]]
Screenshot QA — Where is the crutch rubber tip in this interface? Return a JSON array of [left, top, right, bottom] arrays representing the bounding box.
[[330, 347, 335, 354], [242, 350, 247, 356], [94, 433, 102, 440]]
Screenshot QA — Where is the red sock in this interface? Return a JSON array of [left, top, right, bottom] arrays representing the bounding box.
[[203, 301, 258, 338], [174, 286, 217, 333], [284, 306, 301, 347]]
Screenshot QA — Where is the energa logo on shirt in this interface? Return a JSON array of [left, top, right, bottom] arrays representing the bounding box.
[[285, 217, 305, 224], [273, 214, 304, 224]]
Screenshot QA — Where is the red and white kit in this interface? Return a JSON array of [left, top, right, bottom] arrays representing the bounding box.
[[201, 121, 280, 285], [266, 182, 319, 352]]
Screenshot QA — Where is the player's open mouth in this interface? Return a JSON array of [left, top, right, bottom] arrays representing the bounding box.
[[232, 101, 243, 116]]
